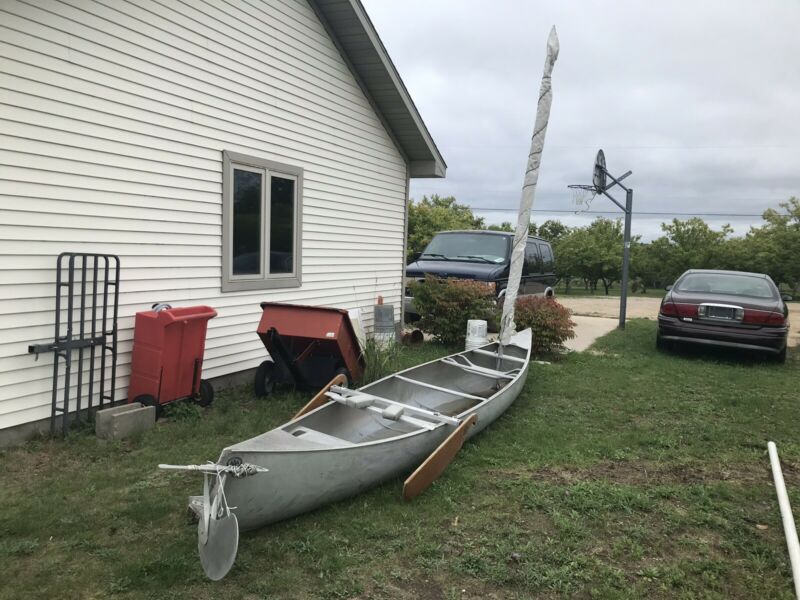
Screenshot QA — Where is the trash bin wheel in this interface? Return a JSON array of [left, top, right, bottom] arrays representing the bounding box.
[[195, 379, 214, 407], [135, 394, 162, 419], [334, 367, 350, 388], [254, 360, 276, 397]]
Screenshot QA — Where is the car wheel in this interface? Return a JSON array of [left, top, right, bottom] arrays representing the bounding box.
[[254, 360, 277, 397], [135, 394, 162, 419], [195, 379, 214, 407]]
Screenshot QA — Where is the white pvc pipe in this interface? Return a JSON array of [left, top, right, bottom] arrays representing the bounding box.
[[768, 441, 800, 599]]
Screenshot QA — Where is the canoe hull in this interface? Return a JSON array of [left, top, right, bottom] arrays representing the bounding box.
[[218, 428, 448, 530], [212, 332, 531, 530]]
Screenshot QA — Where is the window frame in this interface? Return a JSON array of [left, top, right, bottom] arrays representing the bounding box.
[[222, 150, 303, 292]]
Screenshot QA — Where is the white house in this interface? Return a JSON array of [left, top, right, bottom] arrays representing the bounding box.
[[0, 0, 445, 442]]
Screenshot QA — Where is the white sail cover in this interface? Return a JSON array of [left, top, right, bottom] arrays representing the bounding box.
[[498, 26, 560, 347]]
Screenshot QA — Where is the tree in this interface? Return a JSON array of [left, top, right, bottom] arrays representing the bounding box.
[[585, 218, 626, 294], [554, 218, 624, 294], [744, 198, 800, 292], [406, 195, 484, 260], [631, 236, 676, 290], [659, 217, 733, 276], [487, 222, 514, 232], [536, 219, 570, 243]]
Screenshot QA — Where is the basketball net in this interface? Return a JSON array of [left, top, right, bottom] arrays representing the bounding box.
[[570, 185, 597, 213]]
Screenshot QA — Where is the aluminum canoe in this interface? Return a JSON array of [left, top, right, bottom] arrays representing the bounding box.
[[177, 328, 531, 579]]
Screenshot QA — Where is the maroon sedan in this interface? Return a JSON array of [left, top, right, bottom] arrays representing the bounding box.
[[657, 269, 791, 362]]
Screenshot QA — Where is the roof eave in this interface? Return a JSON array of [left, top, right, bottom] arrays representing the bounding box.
[[309, 0, 446, 179]]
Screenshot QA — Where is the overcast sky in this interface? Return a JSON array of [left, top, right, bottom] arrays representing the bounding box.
[[362, 0, 800, 240]]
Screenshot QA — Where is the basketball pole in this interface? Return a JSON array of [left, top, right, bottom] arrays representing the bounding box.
[[618, 188, 633, 330]]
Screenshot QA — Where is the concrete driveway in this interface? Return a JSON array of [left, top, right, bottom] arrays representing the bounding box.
[[563, 315, 618, 352], [558, 295, 800, 348]]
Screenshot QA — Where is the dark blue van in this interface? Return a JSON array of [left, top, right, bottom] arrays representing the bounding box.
[[404, 230, 556, 320]]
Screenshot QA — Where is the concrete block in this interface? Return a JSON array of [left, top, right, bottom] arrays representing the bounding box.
[[96, 402, 156, 440]]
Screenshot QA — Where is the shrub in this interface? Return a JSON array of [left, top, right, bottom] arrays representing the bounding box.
[[410, 275, 495, 346], [513, 296, 576, 357]]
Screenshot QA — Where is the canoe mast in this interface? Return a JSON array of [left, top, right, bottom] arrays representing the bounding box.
[[498, 26, 560, 350]]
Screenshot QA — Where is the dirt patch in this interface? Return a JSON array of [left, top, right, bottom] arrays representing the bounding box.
[[490, 460, 789, 486], [559, 296, 800, 347]]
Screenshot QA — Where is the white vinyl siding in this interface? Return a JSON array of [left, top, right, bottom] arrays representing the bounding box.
[[0, 0, 408, 432]]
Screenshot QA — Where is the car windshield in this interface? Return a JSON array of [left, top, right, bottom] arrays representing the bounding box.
[[421, 233, 508, 263], [675, 273, 776, 299]]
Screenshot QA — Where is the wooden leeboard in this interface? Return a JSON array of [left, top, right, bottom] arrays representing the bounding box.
[[403, 414, 477, 502], [292, 374, 347, 420]]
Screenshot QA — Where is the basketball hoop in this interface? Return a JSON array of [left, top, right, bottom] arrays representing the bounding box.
[[568, 149, 607, 213], [566, 149, 634, 331], [569, 184, 597, 213]]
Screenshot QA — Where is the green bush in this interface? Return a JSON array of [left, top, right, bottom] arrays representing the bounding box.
[[360, 338, 402, 385], [409, 275, 494, 346], [513, 296, 576, 357]]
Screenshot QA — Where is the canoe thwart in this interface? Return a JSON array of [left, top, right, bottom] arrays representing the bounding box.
[[328, 386, 460, 426], [470, 347, 528, 365], [403, 414, 478, 501], [441, 356, 518, 380], [393, 375, 486, 401]]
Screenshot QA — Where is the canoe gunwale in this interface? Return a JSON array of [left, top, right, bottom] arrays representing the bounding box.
[[222, 330, 533, 456]]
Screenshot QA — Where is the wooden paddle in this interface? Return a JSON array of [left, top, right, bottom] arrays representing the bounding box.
[[292, 373, 348, 420], [403, 414, 478, 502]]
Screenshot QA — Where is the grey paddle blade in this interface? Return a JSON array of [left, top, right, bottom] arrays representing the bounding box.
[[198, 512, 239, 581]]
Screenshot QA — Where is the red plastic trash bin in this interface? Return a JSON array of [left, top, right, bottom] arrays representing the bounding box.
[[127, 305, 217, 415]]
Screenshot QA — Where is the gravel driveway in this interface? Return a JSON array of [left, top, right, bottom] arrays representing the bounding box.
[[558, 295, 800, 348]]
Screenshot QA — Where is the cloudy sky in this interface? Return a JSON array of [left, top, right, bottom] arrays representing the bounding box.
[[362, 0, 800, 240]]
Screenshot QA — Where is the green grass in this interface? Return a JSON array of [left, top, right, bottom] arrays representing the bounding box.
[[555, 284, 666, 299], [1, 323, 798, 599]]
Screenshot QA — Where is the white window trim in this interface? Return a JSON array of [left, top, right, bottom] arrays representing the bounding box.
[[222, 150, 303, 292]]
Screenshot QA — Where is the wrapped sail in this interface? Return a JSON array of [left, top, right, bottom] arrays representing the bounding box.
[[498, 26, 560, 347]]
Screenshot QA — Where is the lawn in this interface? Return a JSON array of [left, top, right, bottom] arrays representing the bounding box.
[[555, 284, 666, 299], [1, 321, 798, 599]]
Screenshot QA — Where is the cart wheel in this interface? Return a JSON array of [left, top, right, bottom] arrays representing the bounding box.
[[196, 379, 214, 407], [254, 360, 276, 397], [135, 394, 162, 419], [334, 367, 350, 388]]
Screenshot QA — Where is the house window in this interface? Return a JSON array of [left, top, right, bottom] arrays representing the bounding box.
[[222, 151, 302, 292]]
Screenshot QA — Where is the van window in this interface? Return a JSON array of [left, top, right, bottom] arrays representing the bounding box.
[[539, 244, 554, 272], [422, 233, 508, 263], [525, 242, 541, 274]]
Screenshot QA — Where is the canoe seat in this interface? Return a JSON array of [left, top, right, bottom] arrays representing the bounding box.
[[381, 404, 405, 421]]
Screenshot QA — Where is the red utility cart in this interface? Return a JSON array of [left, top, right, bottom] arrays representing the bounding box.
[[254, 302, 364, 397], [128, 305, 217, 415]]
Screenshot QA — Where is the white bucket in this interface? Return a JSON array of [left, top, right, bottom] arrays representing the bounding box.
[[465, 319, 488, 351]]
